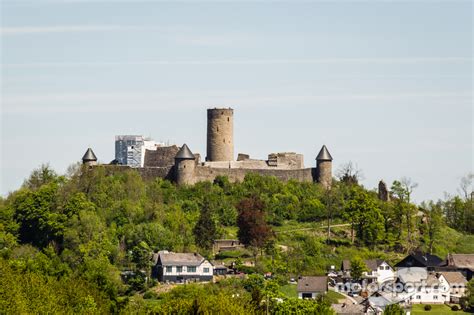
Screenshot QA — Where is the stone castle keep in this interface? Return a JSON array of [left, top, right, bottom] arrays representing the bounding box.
[[82, 108, 333, 188]]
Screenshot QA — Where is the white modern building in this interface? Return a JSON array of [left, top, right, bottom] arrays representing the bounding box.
[[115, 135, 165, 167]]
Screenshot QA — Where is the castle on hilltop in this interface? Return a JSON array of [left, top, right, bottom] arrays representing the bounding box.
[[82, 108, 333, 188]]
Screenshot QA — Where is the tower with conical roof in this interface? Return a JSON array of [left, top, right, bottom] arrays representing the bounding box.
[[316, 145, 332, 189], [174, 144, 196, 185], [82, 148, 98, 166]]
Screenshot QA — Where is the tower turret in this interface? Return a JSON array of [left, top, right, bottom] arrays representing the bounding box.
[[206, 108, 234, 161], [175, 144, 196, 185], [316, 145, 333, 189], [82, 148, 98, 166]]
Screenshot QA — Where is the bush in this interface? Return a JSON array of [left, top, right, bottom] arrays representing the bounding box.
[[236, 265, 256, 274], [451, 305, 459, 311], [143, 290, 158, 299], [214, 249, 251, 259], [424, 305, 432, 311]]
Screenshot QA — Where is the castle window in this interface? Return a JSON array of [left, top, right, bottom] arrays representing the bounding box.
[[217, 127, 219, 132], [183, 165, 186, 168], [227, 117, 230, 122], [223, 138, 225, 143]]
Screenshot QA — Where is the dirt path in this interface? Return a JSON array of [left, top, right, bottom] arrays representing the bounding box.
[[275, 223, 351, 234]]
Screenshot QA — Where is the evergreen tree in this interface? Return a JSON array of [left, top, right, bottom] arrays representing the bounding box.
[[193, 199, 218, 250]]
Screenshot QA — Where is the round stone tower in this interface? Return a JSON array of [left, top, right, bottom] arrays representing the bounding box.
[[206, 108, 234, 162], [175, 144, 196, 185], [316, 145, 333, 189]]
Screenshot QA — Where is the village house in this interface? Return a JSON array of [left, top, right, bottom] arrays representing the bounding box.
[[297, 276, 328, 299], [396, 268, 450, 304], [152, 251, 214, 283], [437, 271, 468, 303], [342, 259, 395, 285]]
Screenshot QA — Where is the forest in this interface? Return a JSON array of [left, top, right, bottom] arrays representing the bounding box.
[[0, 163, 473, 314]]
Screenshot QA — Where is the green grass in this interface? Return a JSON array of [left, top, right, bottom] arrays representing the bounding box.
[[324, 290, 345, 304], [411, 304, 472, 315], [280, 284, 298, 298]]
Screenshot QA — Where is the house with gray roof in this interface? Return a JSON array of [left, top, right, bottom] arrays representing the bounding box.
[[297, 276, 328, 299], [438, 271, 468, 303], [152, 250, 214, 282]]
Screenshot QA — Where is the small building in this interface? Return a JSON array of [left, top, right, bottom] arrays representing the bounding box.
[[213, 264, 229, 276], [438, 271, 468, 303], [341, 259, 395, 284], [152, 251, 213, 283], [394, 252, 443, 271], [213, 239, 244, 253], [297, 276, 328, 299]]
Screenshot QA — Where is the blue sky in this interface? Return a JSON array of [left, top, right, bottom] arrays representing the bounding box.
[[1, 0, 472, 202]]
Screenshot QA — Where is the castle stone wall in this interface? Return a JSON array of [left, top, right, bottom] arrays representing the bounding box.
[[194, 165, 315, 183], [206, 108, 234, 161], [144, 145, 179, 167], [137, 166, 174, 181]]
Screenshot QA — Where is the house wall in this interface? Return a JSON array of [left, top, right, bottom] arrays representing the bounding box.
[[408, 287, 450, 304], [438, 275, 466, 299], [376, 262, 395, 284], [298, 291, 325, 299], [160, 260, 214, 282], [298, 292, 316, 299]]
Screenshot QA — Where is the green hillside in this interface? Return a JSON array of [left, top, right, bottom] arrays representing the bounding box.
[[0, 165, 472, 314]]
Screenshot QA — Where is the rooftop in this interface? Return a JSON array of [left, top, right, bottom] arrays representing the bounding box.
[[175, 144, 195, 160], [447, 254, 474, 270], [297, 276, 328, 292], [439, 271, 468, 285], [316, 145, 333, 161], [157, 251, 207, 267], [82, 148, 97, 161]]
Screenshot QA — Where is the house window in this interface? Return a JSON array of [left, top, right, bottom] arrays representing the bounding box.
[[379, 266, 384, 270], [416, 295, 421, 299], [433, 295, 438, 300], [385, 266, 390, 270], [204, 267, 210, 273], [166, 266, 172, 273], [176, 266, 183, 273], [302, 293, 313, 299], [187, 266, 196, 272]]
